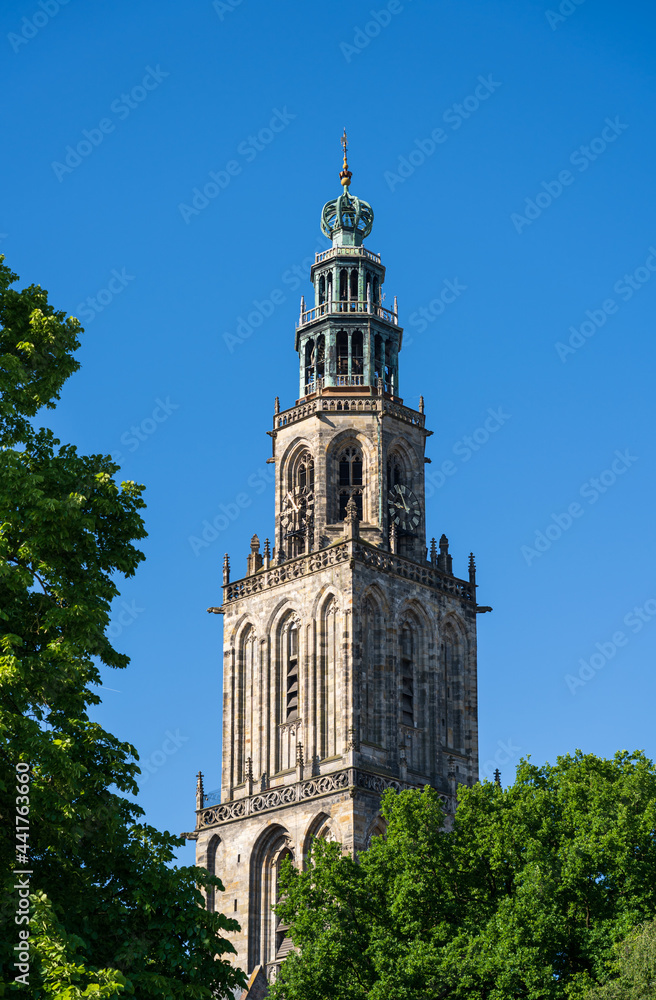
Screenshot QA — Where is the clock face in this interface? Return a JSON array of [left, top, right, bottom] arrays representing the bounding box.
[[387, 484, 421, 532], [281, 487, 314, 536]]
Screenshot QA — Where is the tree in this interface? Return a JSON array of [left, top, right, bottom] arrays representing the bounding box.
[[583, 920, 656, 1000], [270, 750, 656, 1000], [0, 256, 246, 998]]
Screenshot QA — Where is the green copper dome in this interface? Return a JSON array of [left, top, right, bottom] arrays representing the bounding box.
[[320, 190, 374, 246]]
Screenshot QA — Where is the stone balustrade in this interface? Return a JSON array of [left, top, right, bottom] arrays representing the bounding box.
[[196, 766, 454, 829], [223, 538, 475, 605], [315, 246, 381, 265], [299, 299, 398, 327], [273, 396, 425, 430]]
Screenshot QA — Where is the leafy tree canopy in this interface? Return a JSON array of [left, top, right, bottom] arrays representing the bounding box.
[[271, 750, 656, 1000], [583, 919, 656, 1000], [0, 256, 246, 998]]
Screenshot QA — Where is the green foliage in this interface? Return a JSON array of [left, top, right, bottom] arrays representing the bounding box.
[[583, 920, 656, 1000], [270, 751, 656, 1000], [0, 256, 246, 998]]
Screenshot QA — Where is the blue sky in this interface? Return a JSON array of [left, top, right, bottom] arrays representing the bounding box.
[[3, 0, 656, 865]]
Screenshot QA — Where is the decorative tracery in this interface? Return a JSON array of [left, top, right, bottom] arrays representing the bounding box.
[[283, 451, 314, 557], [338, 446, 363, 521]]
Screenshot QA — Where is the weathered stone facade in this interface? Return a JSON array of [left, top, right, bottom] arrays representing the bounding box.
[[194, 144, 482, 986]]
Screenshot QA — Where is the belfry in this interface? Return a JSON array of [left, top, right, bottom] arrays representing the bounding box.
[[194, 134, 482, 986]]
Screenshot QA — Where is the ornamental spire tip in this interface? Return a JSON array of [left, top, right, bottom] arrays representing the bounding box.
[[339, 127, 352, 190]]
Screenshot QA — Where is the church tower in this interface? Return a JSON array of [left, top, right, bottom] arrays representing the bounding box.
[[194, 135, 481, 986]]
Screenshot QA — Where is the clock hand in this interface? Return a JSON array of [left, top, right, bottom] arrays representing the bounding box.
[[286, 491, 299, 512]]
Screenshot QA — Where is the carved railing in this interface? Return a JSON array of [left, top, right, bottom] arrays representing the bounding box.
[[299, 299, 398, 326], [223, 539, 474, 605], [353, 544, 475, 602], [196, 768, 447, 829], [274, 396, 425, 429], [224, 544, 350, 602], [382, 399, 425, 427], [315, 246, 381, 265]]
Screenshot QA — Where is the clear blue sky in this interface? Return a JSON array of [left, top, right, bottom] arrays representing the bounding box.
[[3, 0, 655, 865]]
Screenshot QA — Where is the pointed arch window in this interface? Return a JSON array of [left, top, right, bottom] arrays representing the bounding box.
[[274, 846, 294, 960], [206, 835, 220, 912], [349, 268, 358, 301], [387, 452, 403, 490], [288, 450, 314, 492], [304, 337, 325, 394], [285, 452, 314, 557], [351, 330, 363, 375], [362, 598, 384, 746], [338, 447, 363, 520], [236, 626, 257, 786], [374, 334, 389, 389], [304, 338, 315, 390], [442, 627, 463, 750], [315, 334, 325, 381], [286, 622, 299, 720], [336, 330, 349, 375], [339, 268, 348, 301], [400, 624, 414, 727]]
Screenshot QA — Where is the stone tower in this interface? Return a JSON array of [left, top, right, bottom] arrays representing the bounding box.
[[194, 136, 481, 986]]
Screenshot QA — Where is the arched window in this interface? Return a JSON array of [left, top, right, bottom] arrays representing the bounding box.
[[339, 268, 348, 301], [318, 274, 326, 304], [338, 447, 363, 520], [442, 626, 463, 751], [278, 615, 301, 770], [351, 330, 363, 375], [374, 334, 389, 388], [362, 598, 384, 746], [236, 626, 257, 786], [336, 330, 348, 375], [319, 598, 339, 758], [350, 268, 358, 301], [249, 827, 294, 976], [274, 846, 295, 961], [288, 449, 314, 492], [316, 334, 325, 381], [304, 339, 315, 390], [400, 624, 414, 727], [205, 835, 220, 912], [387, 453, 403, 490], [286, 622, 299, 720], [365, 816, 387, 848], [285, 451, 314, 556]]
